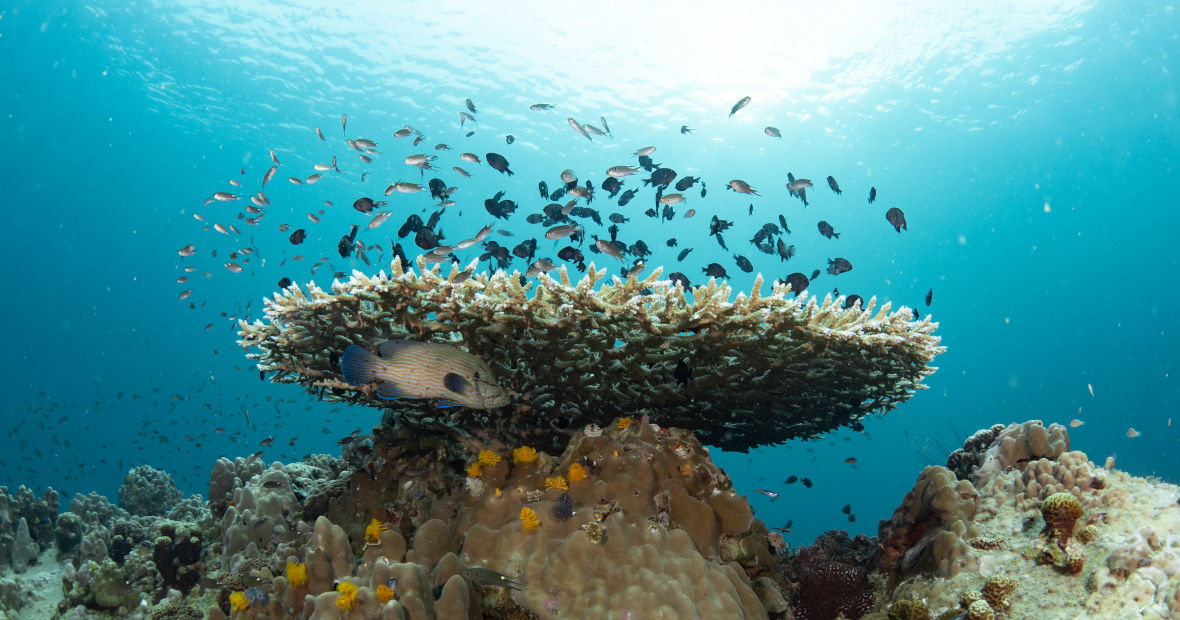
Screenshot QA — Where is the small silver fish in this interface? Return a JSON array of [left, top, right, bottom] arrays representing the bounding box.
[[787, 179, 813, 192], [764, 126, 782, 138], [606, 166, 640, 178], [633, 146, 656, 157], [568, 118, 592, 141], [545, 224, 580, 240], [596, 239, 623, 260], [526, 258, 557, 277], [460, 153, 481, 164], [728, 180, 760, 195], [452, 166, 472, 178]]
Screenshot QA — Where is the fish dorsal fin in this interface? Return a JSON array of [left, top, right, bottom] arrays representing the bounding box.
[[443, 372, 471, 395], [378, 339, 424, 360]]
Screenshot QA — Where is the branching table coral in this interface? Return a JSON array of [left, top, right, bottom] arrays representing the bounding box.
[[238, 258, 944, 451]]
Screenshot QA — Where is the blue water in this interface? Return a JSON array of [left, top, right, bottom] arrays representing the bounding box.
[[1, 1, 1176, 548]]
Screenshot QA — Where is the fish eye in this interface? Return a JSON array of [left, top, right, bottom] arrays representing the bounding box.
[[332, 579, 342, 588]]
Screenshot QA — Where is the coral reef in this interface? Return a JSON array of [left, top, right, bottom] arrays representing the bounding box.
[[237, 258, 944, 451], [0, 485, 59, 572], [866, 419, 1180, 620], [118, 465, 183, 517]]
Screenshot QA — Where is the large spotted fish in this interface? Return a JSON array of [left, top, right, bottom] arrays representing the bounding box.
[[341, 340, 509, 409]]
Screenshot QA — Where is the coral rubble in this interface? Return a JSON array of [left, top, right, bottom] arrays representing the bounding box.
[[237, 258, 944, 451]]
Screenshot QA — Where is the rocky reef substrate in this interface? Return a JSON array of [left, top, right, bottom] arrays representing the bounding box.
[[0, 418, 1175, 619]]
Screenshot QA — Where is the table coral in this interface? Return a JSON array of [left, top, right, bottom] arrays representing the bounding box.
[[238, 258, 943, 451]]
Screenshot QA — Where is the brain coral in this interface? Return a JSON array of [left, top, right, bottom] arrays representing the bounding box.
[[238, 258, 944, 451]]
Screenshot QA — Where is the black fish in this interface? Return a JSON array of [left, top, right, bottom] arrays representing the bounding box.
[[609, 213, 629, 224], [668, 272, 690, 288], [700, 182, 707, 198], [618, 189, 637, 206], [912, 307, 920, 321], [428, 178, 447, 200], [781, 272, 809, 296], [643, 168, 677, 187], [289, 228, 306, 245], [760, 223, 782, 236], [674, 359, 693, 387], [485, 152, 513, 175], [557, 246, 586, 271], [848, 514, 856, 523], [748, 203, 754, 215], [644, 208, 657, 218], [798, 188, 808, 207], [484, 191, 517, 220], [811, 269, 821, 280], [337, 225, 359, 259], [785, 475, 797, 484], [415, 227, 441, 250], [391, 243, 409, 270], [886, 207, 907, 232], [666, 238, 677, 247], [637, 155, 660, 172], [702, 263, 728, 278], [709, 215, 733, 236], [398, 214, 424, 238], [525, 213, 545, 224], [841, 503, 851, 514], [608, 224, 619, 242], [602, 176, 623, 197], [827, 176, 842, 195], [680, 125, 693, 134], [543, 203, 567, 222], [353, 197, 376, 214], [570, 207, 602, 225], [714, 233, 728, 251], [538, 181, 549, 199], [734, 255, 753, 273], [505, 134, 515, 144], [925, 288, 933, 306], [549, 187, 566, 201], [629, 240, 651, 258], [817, 221, 840, 239], [844, 294, 863, 310], [826, 257, 853, 275], [674, 176, 699, 191], [277, 277, 293, 289], [801, 478, 812, 488], [425, 209, 443, 230], [778, 214, 791, 234], [465, 130, 475, 137], [677, 248, 693, 261], [868, 187, 877, 204], [513, 238, 537, 262]]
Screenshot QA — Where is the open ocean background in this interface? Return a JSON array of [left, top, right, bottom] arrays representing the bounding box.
[[1, 0, 1176, 547]]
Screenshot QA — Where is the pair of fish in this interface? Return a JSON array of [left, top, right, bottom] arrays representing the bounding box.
[[340, 340, 509, 409]]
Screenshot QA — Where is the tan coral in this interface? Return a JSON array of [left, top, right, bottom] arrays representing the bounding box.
[[980, 574, 1016, 611], [237, 258, 944, 451], [1041, 492, 1083, 544]]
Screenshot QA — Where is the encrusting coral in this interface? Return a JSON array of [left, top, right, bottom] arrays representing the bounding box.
[[237, 258, 944, 451]]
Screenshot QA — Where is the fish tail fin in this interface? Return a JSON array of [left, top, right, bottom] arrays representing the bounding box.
[[341, 345, 382, 385]]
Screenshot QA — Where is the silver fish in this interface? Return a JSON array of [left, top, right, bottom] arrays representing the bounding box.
[[545, 224, 580, 240], [606, 166, 640, 178], [568, 118, 592, 141]]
